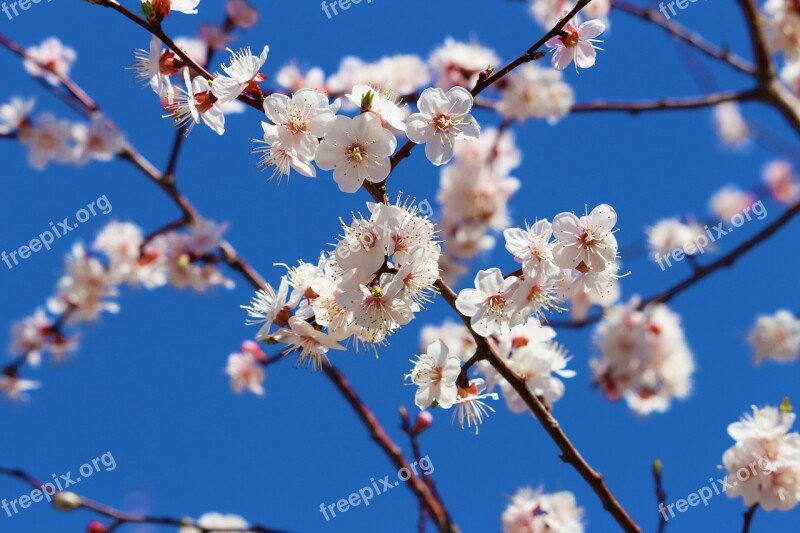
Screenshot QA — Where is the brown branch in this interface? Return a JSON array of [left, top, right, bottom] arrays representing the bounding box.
[[0, 467, 290, 533], [742, 504, 758, 533], [383, 0, 598, 188], [737, 0, 774, 80], [653, 460, 667, 533], [95, 0, 264, 112], [322, 364, 455, 532], [572, 89, 760, 114], [2, 20, 454, 533], [432, 279, 641, 533], [613, 1, 755, 75]]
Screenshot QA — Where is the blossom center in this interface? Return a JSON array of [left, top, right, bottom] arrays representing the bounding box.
[[434, 114, 454, 132], [346, 143, 367, 164], [561, 25, 581, 48]]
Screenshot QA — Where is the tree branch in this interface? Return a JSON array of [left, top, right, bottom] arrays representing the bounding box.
[[613, 1, 755, 75], [0, 467, 290, 533]]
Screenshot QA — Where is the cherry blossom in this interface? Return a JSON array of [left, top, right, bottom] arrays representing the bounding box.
[[552, 204, 618, 273], [497, 63, 574, 124], [428, 38, 500, 90], [456, 268, 520, 337], [315, 113, 397, 193], [211, 46, 269, 103], [406, 339, 461, 410], [722, 403, 800, 511], [345, 84, 407, 133], [166, 68, 225, 135], [0, 96, 34, 134], [406, 86, 481, 165], [0, 374, 41, 402], [225, 340, 266, 396], [242, 276, 292, 340], [592, 298, 695, 415], [227, 0, 258, 29], [23, 37, 76, 85], [545, 19, 606, 72], [502, 487, 584, 533], [262, 89, 337, 159], [452, 378, 499, 434], [748, 310, 800, 364], [272, 317, 346, 371]]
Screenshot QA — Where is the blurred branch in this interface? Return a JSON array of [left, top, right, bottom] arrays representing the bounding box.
[[572, 89, 760, 114], [613, 1, 755, 75], [742, 503, 758, 533], [653, 460, 667, 533], [0, 467, 291, 533]]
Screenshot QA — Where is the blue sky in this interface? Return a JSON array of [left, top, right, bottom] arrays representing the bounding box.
[[1, 1, 799, 532]]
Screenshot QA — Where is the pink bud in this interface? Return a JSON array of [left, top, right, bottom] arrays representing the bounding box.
[[87, 521, 108, 533], [413, 411, 434, 434]]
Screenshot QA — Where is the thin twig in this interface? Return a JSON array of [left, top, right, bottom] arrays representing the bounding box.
[[0, 467, 290, 533], [742, 503, 758, 533], [613, 1, 755, 75]]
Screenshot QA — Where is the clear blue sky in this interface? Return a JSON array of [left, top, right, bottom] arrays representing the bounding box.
[[1, 1, 799, 532]]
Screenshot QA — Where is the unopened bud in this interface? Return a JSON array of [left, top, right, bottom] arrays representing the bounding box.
[[87, 521, 108, 533], [412, 411, 434, 434], [360, 90, 375, 113], [53, 491, 82, 511], [781, 396, 793, 414]]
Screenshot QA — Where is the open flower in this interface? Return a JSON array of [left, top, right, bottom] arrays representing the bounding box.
[[166, 68, 225, 135], [262, 89, 337, 159], [406, 87, 480, 165], [455, 268, 519, 337], [545, 19, 606, 71], [273, 317, 345, 371], [225, 341, 266, 396], [211, 46, 269, 103], [407, 340, 461, 410], [315, 113, 397, 193], [552, 204, 617, 273]]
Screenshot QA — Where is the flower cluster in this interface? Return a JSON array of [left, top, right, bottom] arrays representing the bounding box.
[[722, 403, 800, 511], [409, 320, 575, 432], [646, 218, 709, 259], [4, 220, 234, 400], [436, 129, 522, 282], [0, 96, 126, 170], [454, 204, 621, 336], [497, 63, 575, 124], [240, 200, 440, 374], [748, 310, 800, 364], [501, 486, 585, 533], [131, 33, 267, 135], [591, 298, 695, 415]]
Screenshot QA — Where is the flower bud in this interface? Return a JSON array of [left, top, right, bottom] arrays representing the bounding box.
[[412, 411, 434, 434], [53, 491, 82, 511], [87, 521, 108, 533]]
